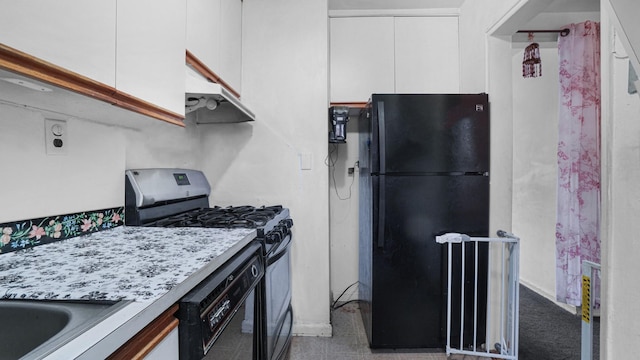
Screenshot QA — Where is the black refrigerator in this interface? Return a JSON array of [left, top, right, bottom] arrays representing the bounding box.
[[358, 93, 490, 349]]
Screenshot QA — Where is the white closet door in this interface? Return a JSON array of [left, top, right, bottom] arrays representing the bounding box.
[[394, 17, 460, 93], [330, 17, 395, 102]]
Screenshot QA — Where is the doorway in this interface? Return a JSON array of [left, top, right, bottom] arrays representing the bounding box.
[[488, 0, 601, 359]]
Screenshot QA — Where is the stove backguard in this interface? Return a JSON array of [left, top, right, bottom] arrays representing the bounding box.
[[125, 168, 212, 226], [125, 178, 210, 226]]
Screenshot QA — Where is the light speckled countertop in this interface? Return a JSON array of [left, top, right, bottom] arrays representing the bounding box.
[[0, 225, 257, 359], [0, 226, 255, 302]]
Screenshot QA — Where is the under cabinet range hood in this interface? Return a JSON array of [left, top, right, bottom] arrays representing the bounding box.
[[185, 66, 255, 123]]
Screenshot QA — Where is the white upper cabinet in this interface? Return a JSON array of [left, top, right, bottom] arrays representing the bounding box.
[[187, 0, 243, 93], [394, 17, 460, 93], [329, 16, 461, 102], [219, 0, 242, 92], [330, 17, 395, 103], [116, 0, 186, 115], [186, 0, 222, 72], [0, 1, 116, 87]]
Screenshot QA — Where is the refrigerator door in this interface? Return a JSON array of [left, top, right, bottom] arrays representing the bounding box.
[[371, 94, 489, 174], [367, 173, 489, 348]]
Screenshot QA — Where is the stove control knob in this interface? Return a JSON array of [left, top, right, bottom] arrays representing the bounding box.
[[266, 232, 282, 244], [282, 219, 294, 228], [265, 233, 274, 244]]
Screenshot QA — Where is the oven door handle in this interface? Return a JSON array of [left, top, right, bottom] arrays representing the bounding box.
[[267, 233, 292, 266]]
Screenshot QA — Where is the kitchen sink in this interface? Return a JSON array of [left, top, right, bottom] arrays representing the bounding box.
[[0, 299, 128, 360]]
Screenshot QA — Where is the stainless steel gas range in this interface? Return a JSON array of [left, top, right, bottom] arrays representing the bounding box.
[[124, 168, 293, 360]]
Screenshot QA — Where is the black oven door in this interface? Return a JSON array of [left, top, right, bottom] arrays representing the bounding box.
[[203, 300, 263, 360], [241, 231, 293, 360], [265, 232, 292, 360], [179, 241, 265, 360]]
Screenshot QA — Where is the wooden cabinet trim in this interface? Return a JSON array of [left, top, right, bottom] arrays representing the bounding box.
[[186, 50, 241, 99], [330, 102, 368, 109], [0, 43, 185, 127], [108, 304, 180, 360]]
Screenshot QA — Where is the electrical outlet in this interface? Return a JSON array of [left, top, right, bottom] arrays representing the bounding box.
[[348, 167, 354, 175], [45, 119, 67, 155]]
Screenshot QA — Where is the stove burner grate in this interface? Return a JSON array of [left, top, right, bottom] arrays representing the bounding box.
[[147, 205, 284, 229]]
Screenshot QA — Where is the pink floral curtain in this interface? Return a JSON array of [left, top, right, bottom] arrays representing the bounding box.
[[556, 21, 601, 306]]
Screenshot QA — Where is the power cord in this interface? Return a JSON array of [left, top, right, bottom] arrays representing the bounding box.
[[331, 281, 360, 310], [333, 299, 360, 310], [324, 144, 357, 200]]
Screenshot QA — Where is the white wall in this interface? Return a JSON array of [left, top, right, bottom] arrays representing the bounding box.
[[328, 120, 360, 304], [226, 0, 331, 336], [511, 43, 559, 302], [0, 102, 200, 224], [510, 13, 600, 308], [0, 105, 124, 221], [124, 118, 201, 171], [459, 0, 523, 93], [609, 0, 640, 69], [601, 9, 640, 358]]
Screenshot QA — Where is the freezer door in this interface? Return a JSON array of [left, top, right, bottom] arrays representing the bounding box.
[[371, 94, 489, 174], [369, 174, 489, 348]]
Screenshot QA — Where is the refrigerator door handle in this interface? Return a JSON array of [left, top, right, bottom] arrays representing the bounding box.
[[377, 175, 386, 248], [377, 101, 386, 174]]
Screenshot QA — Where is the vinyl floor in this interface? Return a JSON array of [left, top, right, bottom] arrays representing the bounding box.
[[287, 302, 481, 360]]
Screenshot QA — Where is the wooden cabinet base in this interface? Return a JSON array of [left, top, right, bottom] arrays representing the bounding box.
[[0, 43, 184, 126], [108, 304, 180, 360]]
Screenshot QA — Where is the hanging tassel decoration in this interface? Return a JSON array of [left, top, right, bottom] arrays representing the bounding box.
[[523, 32, 542, 78]]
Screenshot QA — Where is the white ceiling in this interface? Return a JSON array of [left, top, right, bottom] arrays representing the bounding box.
[[328, 0, 464, 10], [328, 0, 598, 12], [545, 0, 599, 13], [512, 0, 600, 42]]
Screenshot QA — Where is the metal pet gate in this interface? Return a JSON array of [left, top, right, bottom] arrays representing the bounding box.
[[581, 260, 600, 360], [436, 230, 520, 360]]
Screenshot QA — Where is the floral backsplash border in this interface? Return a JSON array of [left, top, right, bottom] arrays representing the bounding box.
[[0, 207, 124, 254]]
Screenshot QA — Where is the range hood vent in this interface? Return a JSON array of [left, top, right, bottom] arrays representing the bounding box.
[[185, 66, 255, 124]]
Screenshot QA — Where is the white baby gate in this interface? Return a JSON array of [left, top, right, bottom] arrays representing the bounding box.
[[436, 230, 520, 360]]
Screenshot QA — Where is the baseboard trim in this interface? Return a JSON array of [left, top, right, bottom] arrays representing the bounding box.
[[520, 280, 579, 315], [292, 323, 333, 337]]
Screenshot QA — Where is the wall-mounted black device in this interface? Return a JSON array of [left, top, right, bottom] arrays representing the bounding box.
[[329, 106, 349, 143]]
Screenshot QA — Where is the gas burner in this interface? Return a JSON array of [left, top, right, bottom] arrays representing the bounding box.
[[146, 205, 286, 231]]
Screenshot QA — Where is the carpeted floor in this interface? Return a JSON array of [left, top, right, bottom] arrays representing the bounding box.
[[519, 284, 600, 360]]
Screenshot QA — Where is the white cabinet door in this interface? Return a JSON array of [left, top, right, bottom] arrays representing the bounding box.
[[0, 0, 116, 86], [330, 17, 395, 103], [116, 0, 186, 115], [394, 17, 460, 93], [186, 0, 222, 74], [219, 0, 243, 92], [187, 0, 242, 93], [144, 327, 179, 360]]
